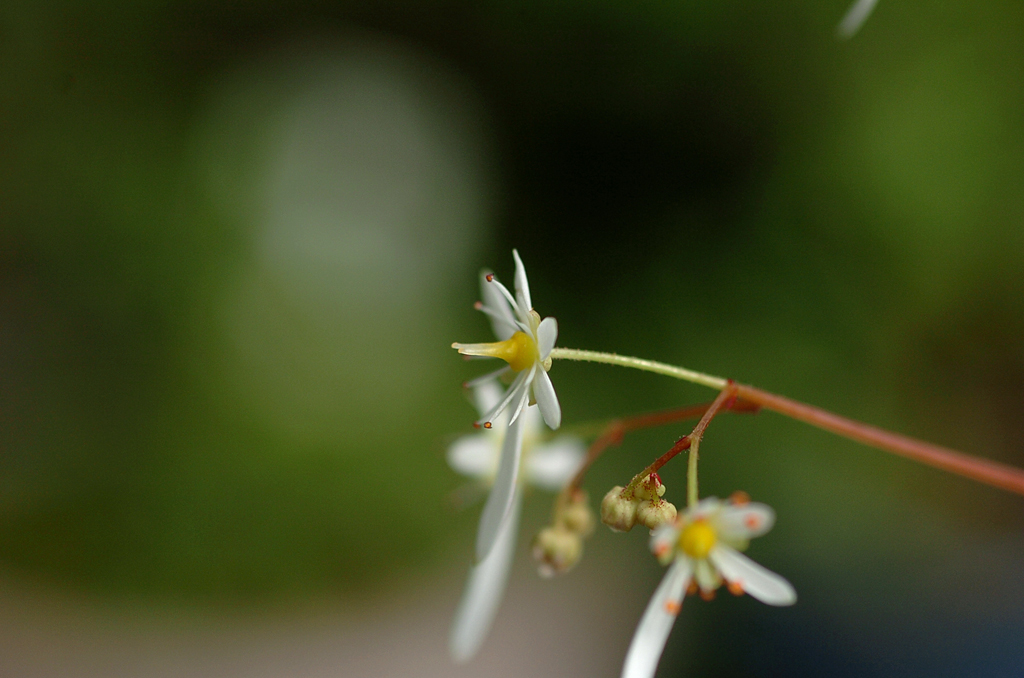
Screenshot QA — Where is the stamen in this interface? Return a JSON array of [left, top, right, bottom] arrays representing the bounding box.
[[483, 422, 492, 429], [506, 366, 535, 426], [487, 277, 522, 316], [663, 600, 681, 615], [477, 369, 531, 427], [699, 589, 716, 602], [485, 273, 494, 282], [727, 581, 745, 596], [744, 515, 761, 530], [473, 301, 521, 335], [730, 490, 751, 505], [687, 580, 699, 596]]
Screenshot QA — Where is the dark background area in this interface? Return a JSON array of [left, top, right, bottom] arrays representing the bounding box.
[[2, 1, 1023, 676]]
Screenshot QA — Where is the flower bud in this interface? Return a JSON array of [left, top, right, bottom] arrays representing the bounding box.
[[636, 499, 677, 531], [532, 525, 583, 577], [561, 491, 595, 536], [634, 473, 667, 501], [601, 486, 637, 532]]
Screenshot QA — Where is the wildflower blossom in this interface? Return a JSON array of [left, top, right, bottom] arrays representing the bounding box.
[[448, 380, 585, 662], [452, 250, 562, 560], [621, 495, 796, 678], [452, 249, 561, 431]]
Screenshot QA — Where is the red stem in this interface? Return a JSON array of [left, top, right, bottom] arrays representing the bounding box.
[[734, 384, 1024, 496], [565, 396, 759, 493], [622, 384, 739, 495]]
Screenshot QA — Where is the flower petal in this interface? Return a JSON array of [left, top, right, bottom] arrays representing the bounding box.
[[536, 317, 558, 359], [512, 249, 532, 311], [464, 366, 512, 394], [649, 524, 680, 564], [469, 379, 505, 417], [691, 496, 723, 517], [708, 545, 796, 606], [447, 434, 498, 480], [621, 558, 692, 678], [506, 366, 535, 427], [837, 0, 878, 39], [478, 368, 531, 428], [648, 524, 679, 553], [450, 486, 523, 663], [716, 502, 776, 540], [693, 558, 720, 593], [532, 368, 561, 430], [526, 438, 586, 490], [479, 270, 518, 341], [475, 414, 525, 561], [518, 389, 545, 431]]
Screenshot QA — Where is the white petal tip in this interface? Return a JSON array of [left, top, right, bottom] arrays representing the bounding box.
[[536, 316, 558, 359], [710, 546, 797, 608], [533, 369, 561, 430], [761, 585, 797, 607]]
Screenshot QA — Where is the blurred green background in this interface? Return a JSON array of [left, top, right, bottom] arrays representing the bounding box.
[[2, 0, 1024, 676]]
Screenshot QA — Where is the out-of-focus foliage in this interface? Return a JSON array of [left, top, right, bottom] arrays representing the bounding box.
[[2, 0, 1023, 675]]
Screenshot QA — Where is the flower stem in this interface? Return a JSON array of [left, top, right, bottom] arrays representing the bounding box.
[[548, 348, 728, 390], [551, 348, 1024, 497], [564, 400, 760, 494], [733, 383, 1024, 496], [687, 436, 700, 509], [623, 385, 738, 498], [686, 385, 737, 507]]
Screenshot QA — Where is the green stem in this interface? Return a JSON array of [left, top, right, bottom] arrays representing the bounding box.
[[548, 348, 728, 390], [687, 436, 700, 509], [564, 400, 759, 494]]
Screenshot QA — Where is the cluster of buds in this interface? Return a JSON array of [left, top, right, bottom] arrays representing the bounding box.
[[600, 473, 678, 532], [532, 489, 595, 577]]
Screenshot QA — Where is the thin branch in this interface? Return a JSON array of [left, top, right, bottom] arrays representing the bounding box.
[[734, 384, 1024, 496]]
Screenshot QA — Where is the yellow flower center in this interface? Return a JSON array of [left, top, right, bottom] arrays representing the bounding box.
[[501, 331, 540, 371], [679, 520, 717, 559], [451, 330, 539, 372]]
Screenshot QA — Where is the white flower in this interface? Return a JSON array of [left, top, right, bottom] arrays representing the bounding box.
[[452, 249, 561, 431], [447, 380, 584, 663], [621, 495, 796, 678]]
